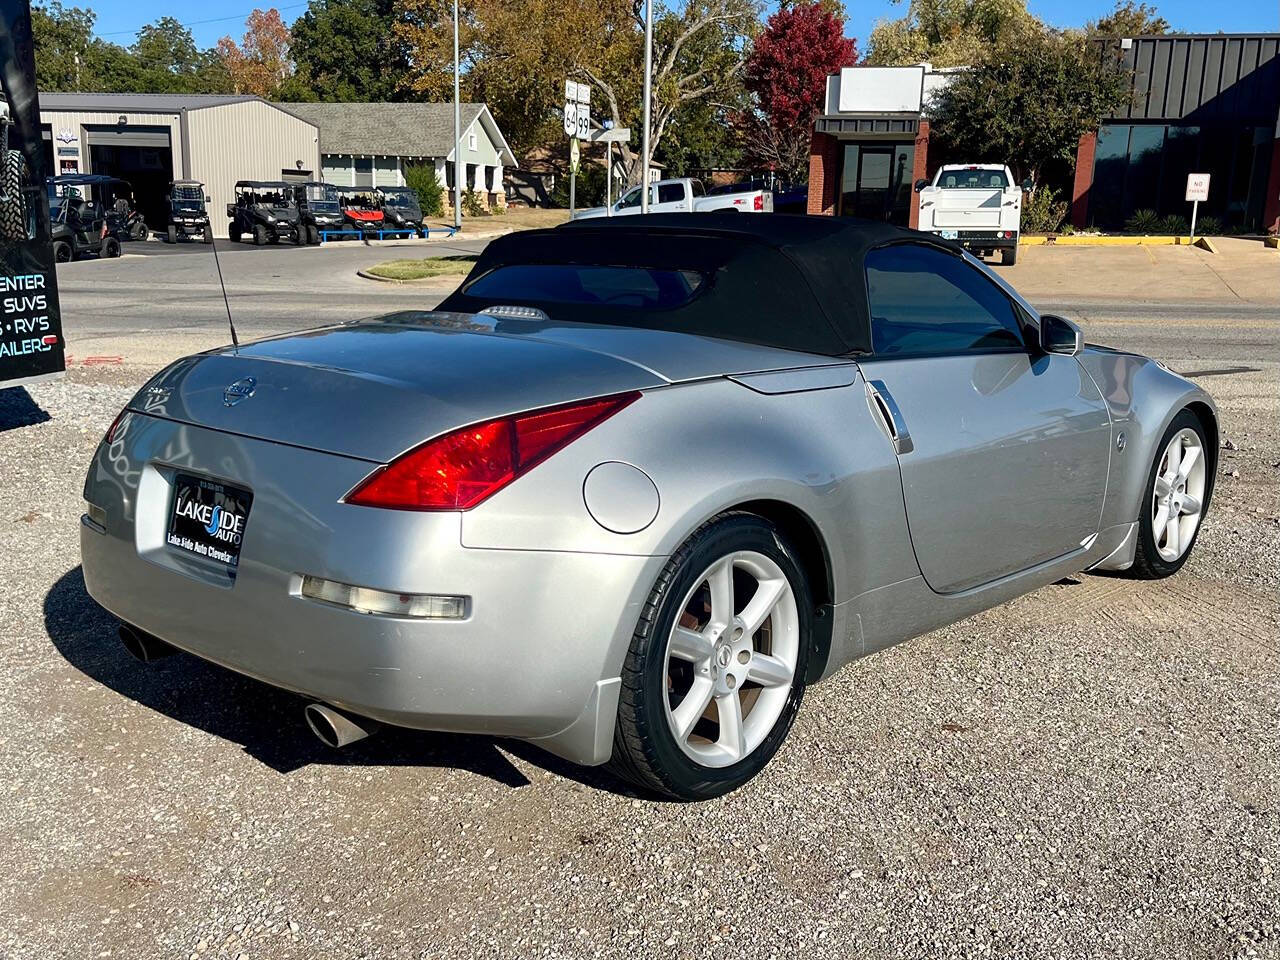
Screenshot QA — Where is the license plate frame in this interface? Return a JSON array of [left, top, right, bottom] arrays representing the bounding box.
[[166, 473, 253, 568]]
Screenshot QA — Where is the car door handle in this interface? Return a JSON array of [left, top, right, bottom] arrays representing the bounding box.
[[866, 380, 914, 455]]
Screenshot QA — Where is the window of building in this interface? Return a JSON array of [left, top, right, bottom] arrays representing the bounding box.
[[865, 244, 1025, 357], [468, 132, 477, 151], [354, 156, 374, 188]]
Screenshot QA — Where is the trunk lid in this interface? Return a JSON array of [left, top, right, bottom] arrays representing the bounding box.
[[929, 188, 1004, 228], [129, 316, 836, 462]]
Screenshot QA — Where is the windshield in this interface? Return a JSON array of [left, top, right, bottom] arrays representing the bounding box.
[[464, 264, 705, 310], [172, 185, 205, 212], [382, 190, 419, 211], [305, 184, 341, 212], [937, 169, 1009, 190]]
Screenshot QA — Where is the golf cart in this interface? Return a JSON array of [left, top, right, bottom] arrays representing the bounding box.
[[227, 180, 302, 245], [0, 97, 34, 245], [46, 174, 124, 262], [293, 181, 343, 244], [164, 180, 213, 244], [377, 186, 426, 237], [335, 186, 384, 237]]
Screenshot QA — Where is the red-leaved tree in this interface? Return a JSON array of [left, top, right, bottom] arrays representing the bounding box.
[[742, 2, 857, 182]]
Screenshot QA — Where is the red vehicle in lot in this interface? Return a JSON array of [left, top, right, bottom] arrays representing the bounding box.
[[335, 187, 384, 238]]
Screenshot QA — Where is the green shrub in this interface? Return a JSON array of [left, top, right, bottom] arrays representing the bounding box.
[[403, 163, 444, 218], [1124, 209, 1161, 233], [1193, 215, 1223, 235], [550, 164, 606, 209], [461, 189, 486, 218], [1020, 187, 1067, 233], [1157, 214, 1188, 235]]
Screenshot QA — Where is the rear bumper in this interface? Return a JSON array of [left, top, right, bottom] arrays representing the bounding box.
[[80, 414, 664, 764], [929, 229, 1017, 249]]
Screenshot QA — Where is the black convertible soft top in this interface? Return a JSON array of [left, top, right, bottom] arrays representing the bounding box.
[[443, 213, 956, 356]]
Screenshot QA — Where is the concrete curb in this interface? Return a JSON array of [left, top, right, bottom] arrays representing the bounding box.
[[355, 269, 468, 285], [1021, 235, 1203, 247]]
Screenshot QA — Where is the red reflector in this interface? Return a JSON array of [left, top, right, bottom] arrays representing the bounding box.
[[753, 194, 763, 211], [345, 392, 641, 511]]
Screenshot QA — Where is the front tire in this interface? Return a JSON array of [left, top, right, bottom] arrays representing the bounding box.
[[610, 513, 811, 800], [166, 225, 177, 244], [102, 236, 121, 259], [1128, 409, 1210, 579], [52, 240, 72, 263], [253, 224, 267, 246]]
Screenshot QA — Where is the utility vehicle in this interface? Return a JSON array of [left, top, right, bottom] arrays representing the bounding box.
[[164, 180, 213, 244], [293, 182, 344, 244], [46, 174, 123, 261], [227, 181, 302, 245], [377, 186, 426, 237]]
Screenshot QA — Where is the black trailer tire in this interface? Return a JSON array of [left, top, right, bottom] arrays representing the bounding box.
[[253, 224, 267, 246], [166, 225, 177, 244], [53, 240, 72, 263], [0, 149, 29, 244], [1001, 246, 1017, 266], [103, 237, 121, 259]]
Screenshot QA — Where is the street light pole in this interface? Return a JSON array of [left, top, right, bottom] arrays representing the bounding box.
[[452, 0, 462, 230], [640, 0, 652, 213]]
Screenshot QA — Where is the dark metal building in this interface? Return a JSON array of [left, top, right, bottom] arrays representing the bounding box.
[[1072, 34, 1280, 233]]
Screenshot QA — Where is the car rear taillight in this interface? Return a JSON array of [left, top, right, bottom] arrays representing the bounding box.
[[344, 392, 641, 511], [105, 408, 130, 444], [753, 194, 763, 211]]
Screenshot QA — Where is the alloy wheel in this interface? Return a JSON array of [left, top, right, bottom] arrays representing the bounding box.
[[1152, 427, 1206, 562], [662, 550, 799, 769]]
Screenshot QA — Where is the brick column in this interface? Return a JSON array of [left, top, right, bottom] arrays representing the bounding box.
[[806, 131, 840, 216], [1263, 135, 1280, 235], [1071, 131, 1097, 229], [909, 120, 930, 229]]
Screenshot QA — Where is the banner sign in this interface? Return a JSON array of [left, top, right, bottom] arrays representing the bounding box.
[[1, 0, 65, 387]]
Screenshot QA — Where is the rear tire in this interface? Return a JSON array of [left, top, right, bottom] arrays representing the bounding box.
[[609, 512, 812, 801], [53, 240, 72, 263], [131, 220, 148, 241], [1001, 246, 1017, 266], [103, 236, 121, 259], [1127, 409, 1210, 579], [253, 224, 267, 246], [228, 223, 241, 242], [166, 225, 177, 244]]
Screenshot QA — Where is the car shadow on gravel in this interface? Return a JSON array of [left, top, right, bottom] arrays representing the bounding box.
[[0, 386, 52, 433], [44, 565, 635, 796]]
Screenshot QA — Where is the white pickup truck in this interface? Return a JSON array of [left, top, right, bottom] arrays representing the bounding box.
[[573, 177, 774, 219], [915, 164, 1029, 265]]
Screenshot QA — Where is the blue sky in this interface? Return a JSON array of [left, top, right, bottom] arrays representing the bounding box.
[[87, 0, 1280, 52]]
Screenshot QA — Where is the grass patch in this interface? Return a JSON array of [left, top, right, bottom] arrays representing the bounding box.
[[365, 254, 478, 281]]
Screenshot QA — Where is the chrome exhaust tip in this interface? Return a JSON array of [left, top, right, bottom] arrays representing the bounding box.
[[304, 702, 378, 749], [119, 624, 176, 663]]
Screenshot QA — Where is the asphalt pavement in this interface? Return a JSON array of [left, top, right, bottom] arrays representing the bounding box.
[[0, 239, 1276, 959]]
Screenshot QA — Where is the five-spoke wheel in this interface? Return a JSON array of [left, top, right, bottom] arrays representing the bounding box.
[[611, 513, 812, 800], [1131, 409, 1212, 578]]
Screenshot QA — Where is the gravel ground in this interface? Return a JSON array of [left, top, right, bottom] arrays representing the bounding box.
[[0, 295, 1276, 959]]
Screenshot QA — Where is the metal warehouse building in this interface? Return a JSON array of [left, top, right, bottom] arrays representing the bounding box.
[[38, 93, 321, 238]]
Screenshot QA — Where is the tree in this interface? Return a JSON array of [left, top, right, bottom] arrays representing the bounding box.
[[929, 28, 1132, 187], [741, 1, 856, 181], [217, 8, 293, 97], [1087, 0, 1170, 36], [131, 17, 230, 93], [31, 2, 96, 90], [865, 0, 1038, 67], [287, 0, 409, 101]]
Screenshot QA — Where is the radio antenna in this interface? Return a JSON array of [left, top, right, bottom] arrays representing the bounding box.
[[208, 229, 239, 351]]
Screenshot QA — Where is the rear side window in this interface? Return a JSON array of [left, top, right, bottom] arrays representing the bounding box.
[[865, 244, 1024, 357], [657, 182, 685, 204], [465, 264, 705, 310]]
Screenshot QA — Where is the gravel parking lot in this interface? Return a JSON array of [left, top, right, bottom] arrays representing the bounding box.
[[1, 242, 1277, 959]]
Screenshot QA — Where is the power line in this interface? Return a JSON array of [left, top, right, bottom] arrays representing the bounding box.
[[95, 2, 309, 39]]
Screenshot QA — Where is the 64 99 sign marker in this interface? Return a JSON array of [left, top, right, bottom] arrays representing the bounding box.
[[0, 0, 66, 388]]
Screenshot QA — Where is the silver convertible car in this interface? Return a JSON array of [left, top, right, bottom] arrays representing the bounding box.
[[81, 215, 1217, 800]]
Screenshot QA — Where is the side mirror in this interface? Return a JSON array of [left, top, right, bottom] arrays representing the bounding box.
[[913, 178, 929, 193], [1039, 314, 1082, 356], [226, 203, 236, 217], [1021, 178, 1033, 192]]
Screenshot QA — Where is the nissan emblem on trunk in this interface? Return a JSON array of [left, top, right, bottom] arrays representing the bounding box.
[[223, 377, 256, 406]]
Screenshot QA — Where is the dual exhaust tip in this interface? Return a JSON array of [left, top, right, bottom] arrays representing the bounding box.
[[118, 623, 377, 749]]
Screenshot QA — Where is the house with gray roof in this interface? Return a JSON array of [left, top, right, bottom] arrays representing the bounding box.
[[279, 102, 517, 209]]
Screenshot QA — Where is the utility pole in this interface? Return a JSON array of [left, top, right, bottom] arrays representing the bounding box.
[[640, 0, 653, 213], [452, 0, 462, 230]]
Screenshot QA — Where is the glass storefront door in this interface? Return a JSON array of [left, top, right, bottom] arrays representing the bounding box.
[[839, 142, 915, 224]]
